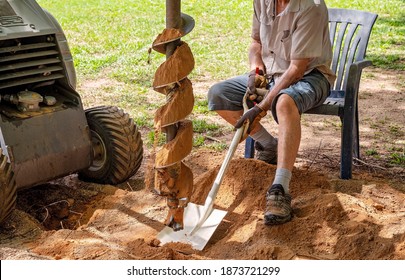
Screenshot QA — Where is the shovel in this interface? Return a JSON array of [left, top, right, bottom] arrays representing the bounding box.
[[157, 92, 250, 250]]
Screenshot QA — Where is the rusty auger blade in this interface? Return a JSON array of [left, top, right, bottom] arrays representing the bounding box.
[[150, 2, 195, 232], [152, 3, 229, 251]]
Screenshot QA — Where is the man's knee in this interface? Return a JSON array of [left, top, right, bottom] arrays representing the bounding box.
[[207, 83, 224, 111], [207, 83, 222, 101], [275, 94, 299, 119]]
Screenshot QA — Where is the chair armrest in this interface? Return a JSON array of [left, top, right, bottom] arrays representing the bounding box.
[[345, 59, 372, 102], [352, 59, 373, 70]]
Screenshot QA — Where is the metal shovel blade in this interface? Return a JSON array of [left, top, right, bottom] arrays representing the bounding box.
[[157, 126, 245, 250], [157, 202, 227, 250]]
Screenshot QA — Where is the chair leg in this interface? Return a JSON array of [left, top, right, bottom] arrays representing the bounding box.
[[245, 136, 255, 158], [353, 105, 360, 159], [340, 134, 353, 179], [340, 113, 354, 179]]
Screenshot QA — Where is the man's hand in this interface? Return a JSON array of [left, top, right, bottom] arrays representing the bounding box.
[[235, 105, 267, 134], [247, 69, 267, 102], [247, 69, 265, 93]]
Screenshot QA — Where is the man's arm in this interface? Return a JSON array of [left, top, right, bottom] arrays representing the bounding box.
[[258, 58, 310, 111], [249, 39, 265, 72]]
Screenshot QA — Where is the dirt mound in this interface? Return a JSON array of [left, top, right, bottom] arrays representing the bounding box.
[[2, 154, 403, 260]]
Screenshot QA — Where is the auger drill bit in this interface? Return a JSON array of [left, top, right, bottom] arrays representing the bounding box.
[[151, 0, 195, 231]]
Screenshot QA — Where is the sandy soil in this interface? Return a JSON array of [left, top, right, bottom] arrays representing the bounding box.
[[0, 68, 404, 260]]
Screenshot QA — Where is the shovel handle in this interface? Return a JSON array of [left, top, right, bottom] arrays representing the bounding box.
[[209, 126, 244, 198], [190, 92, 249, 235], [209, 91, 249, 198], [190, 125, 245, 236]]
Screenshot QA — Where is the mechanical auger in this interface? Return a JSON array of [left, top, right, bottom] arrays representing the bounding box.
[[150, 0, 195, 231]]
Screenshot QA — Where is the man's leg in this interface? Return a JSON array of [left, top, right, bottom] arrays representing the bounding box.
[[207, 75, 248, 113], [264, 70, 330, 226], [264, 94, 299, 225], [215, 109, 244, 126], [276, 94, 301, 175]]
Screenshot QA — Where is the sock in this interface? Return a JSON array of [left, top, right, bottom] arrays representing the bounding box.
[[251, 126, 277, 149], [273, 168, 292, 194]]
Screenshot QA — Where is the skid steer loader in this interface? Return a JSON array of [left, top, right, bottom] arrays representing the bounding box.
[[0, 0, 144, 224]]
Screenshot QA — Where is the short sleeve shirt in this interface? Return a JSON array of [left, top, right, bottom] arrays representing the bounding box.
[[252, 0, 336, 85]]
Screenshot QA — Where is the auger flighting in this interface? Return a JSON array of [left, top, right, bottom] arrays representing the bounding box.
[[151, 0, 195, 231]]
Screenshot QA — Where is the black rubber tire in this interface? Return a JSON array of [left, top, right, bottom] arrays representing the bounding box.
[[78, 106, 143, 185], [0, 149, 17, 225]]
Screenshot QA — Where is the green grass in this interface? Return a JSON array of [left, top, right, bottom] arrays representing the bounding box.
[[192, 119, 220, 133], [365, 149, 378, 156], [37, 0, 405, 82], [390, 152, 405, 165]]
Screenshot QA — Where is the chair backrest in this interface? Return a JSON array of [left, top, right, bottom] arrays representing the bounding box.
[[328, 8, 378, 91]]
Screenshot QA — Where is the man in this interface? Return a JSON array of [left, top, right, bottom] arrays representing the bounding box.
[[207, 0, 335, 225]]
